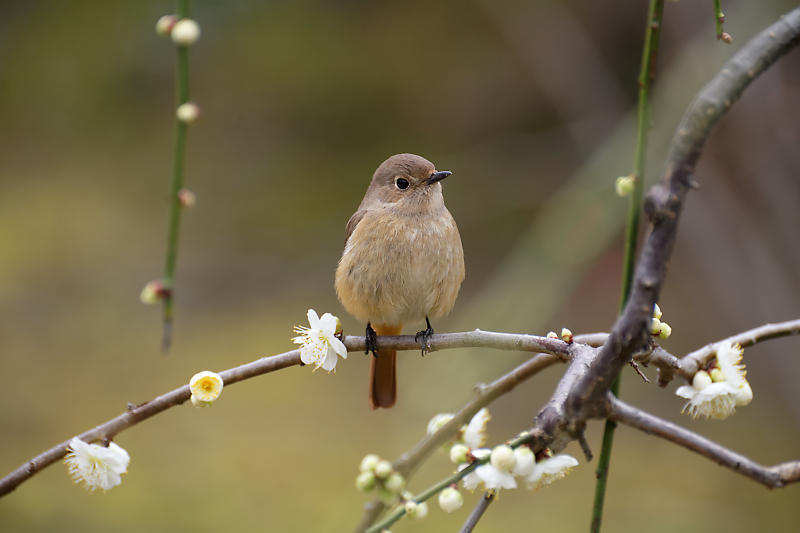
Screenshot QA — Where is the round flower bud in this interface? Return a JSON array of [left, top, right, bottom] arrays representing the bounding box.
[[512, 446, 535, 477], [176, 102, 200, 124], [177, 188, 196, 207], [650, 318, 662, 335], [615, 175, 635, 197], [374, 459, 393, 479], [156, 15, 178, 36], [404, 501, 417, 514], [360, 454, 380, 473], [560, 328, 573, 344], [140, 279, 167, 304], [449, 443, 469, 464], [439, 487, 464, 513], [376, 486, 396, 504], [546, 331, 558, 339], [490, 444, 516, 473], [171, 19, 201, 46], [408, 501, 428, 520], [384, 472, 405, 494], [355, 471, 376, 492], [709, 367, 725, 383], [692, 370, 713, 391], [653, 303, 663, 320], [658, 322, 672, 339]]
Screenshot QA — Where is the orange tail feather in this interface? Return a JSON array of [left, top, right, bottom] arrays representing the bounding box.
[[369, 324, 402, 409]]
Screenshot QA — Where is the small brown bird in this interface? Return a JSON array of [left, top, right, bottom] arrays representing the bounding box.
[[335, 154, 465, 409]]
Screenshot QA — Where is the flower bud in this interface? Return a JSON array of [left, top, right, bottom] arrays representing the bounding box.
[[650, 318, 662, 335], [156, 15, 178, 36], [384, 472, 405, 494], [171, 19, 201, 46], [374, 459, 393, 479], [709, 367, 725, 383], [176, 102, 200, 124], [692, 370, 712, 391], [615, 175, 635, 197], [178, 188, 196, 207], [490, 444, 516, 473], [512, 446, 535, 477], [438, 487, 464, 513], [658, 322, 672, 339], [449, 443, 469, 464], [376, 486, 396, 504], [409, 501, 428, 520], [355, 471, 376, 492], [359, 454, 380, 473], [546, 331, 558, 339], [140, 279, 169, 304], [653, 303, 663, 320], [561, 328, 573, 344]]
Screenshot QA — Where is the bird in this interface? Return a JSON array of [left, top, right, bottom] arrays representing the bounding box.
[[335, 153, 465, 409]]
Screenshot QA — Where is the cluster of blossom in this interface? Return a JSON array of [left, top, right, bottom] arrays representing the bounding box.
[[675, 341, 752, 419], [292, 309, 348, 372], [429, 409, 579, 508], [355, 455, 429, 520]]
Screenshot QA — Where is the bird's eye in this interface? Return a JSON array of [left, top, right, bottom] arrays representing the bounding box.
[[395, 177, 409, 190]]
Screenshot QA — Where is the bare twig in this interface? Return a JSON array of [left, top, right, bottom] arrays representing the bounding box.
[[460, 491, 496, 533], [607, 396, 800, 488]]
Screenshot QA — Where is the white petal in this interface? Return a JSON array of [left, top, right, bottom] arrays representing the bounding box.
[[330, 336, 348, 358], [675, 385, 698, 400], [318, 312, 338, 334], [427, 413, 454, 435], [475, 464, 517, 490], [306, 309, 320, 329], [463, 408, 490, 448]]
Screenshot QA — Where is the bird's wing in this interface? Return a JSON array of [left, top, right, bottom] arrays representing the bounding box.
[[344, 209, 367, 245]]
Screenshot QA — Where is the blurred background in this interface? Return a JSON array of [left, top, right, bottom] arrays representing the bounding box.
[[1, 0, 799, 531]]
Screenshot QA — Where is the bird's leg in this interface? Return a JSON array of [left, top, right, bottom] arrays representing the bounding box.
[[414, 316, 434, 356], [365, 322, 378, 357]]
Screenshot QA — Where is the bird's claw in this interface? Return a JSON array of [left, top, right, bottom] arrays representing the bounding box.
[[365, 323, 378, 357], [415, 316, 434, 356]]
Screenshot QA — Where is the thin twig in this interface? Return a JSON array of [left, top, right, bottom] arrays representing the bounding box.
[[607, 396, 800, 488], [0, 330, 575, 499], [161, 0, 192, 350], [678, 318, 800, 377], [460, 492, 496, 533], [593, 1, 664, 529]]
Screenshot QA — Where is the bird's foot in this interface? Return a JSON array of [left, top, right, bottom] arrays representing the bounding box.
[[414, 316, 434, 356], [365, 323, 378, 357]]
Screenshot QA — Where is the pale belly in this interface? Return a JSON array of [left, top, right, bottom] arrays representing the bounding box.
[[335, 209, 465, 326]]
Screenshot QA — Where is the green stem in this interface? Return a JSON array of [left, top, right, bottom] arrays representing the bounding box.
[[591, 1, 663, 531], [162, 0, 192, 350], [714, 0, 724, 39]]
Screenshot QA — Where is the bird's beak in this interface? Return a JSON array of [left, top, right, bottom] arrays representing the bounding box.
[[426, 170, 452, 185]]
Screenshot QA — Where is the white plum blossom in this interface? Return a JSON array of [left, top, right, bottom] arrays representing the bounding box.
[[64, 437, 130, 492], [189, 370, 223, 406], [511, 446, 535, 477], [675, 342, 752, 420], [292, 309, 347, 372], [462, 408, 490, 448], [525, 454, 579, 491]]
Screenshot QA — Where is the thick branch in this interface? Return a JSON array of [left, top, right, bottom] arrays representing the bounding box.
[[607, 397, 800, 488], [563, 6, 800, 422]]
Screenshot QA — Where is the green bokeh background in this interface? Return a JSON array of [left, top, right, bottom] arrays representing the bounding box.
[[1, 1, 799, 531]]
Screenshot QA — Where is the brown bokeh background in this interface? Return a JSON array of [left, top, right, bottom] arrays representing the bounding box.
[[1, 1, 799, 531]]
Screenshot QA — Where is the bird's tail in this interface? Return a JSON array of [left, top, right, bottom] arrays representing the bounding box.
[[369, 323, 402, 409]]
